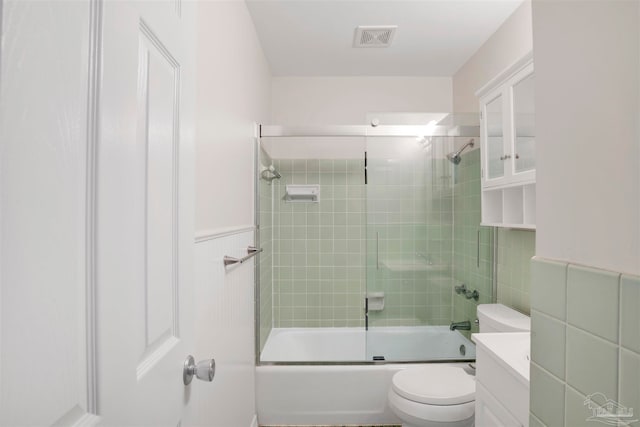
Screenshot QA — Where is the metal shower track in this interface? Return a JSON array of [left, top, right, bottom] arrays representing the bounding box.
[[259, 124, 480, 138]]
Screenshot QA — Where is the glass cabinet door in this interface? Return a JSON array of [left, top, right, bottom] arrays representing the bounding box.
[[485, 94, 504, 180], [513, 74, 535, 174]]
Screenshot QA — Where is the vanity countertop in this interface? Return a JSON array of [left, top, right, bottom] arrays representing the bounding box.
[[472, 332, 530, 385]]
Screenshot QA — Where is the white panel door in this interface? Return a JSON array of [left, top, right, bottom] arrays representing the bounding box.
[[97, 0, 197, 426], [1, 1, 196, 424], [0, 1, 98, 425]]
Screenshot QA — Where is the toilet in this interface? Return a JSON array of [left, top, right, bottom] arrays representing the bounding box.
[[387, 304, 530, 427]]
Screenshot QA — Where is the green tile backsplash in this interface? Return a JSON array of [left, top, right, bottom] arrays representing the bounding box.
[[497, 228, 535, 314], [530, 257, 640, 427]]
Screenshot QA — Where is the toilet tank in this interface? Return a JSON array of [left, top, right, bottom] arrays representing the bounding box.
[[477, 304, 530, 333]]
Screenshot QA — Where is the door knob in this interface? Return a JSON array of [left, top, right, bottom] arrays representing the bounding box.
[[183, 355, 215, 385]]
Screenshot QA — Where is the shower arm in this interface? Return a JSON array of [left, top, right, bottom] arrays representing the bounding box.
[[455, 139, 475, 156]]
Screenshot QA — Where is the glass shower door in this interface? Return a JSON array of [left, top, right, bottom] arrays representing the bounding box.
[[365, 135, 455, 361]]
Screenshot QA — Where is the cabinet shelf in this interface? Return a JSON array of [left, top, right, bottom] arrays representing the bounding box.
[[481, 183, 536, 230]]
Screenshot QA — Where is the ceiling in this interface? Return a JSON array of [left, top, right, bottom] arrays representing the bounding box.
[[246, 0, 524, 76]]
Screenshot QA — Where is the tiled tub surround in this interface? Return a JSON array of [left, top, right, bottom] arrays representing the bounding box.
[[269, 148, 459, 329], [451, 148, 494, 337], [271, 158, 367, 328], [529, 257, 640, 427]]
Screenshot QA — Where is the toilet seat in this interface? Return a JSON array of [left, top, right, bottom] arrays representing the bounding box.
[[391, 366, 475, 405], [388, 389, 475, 425]]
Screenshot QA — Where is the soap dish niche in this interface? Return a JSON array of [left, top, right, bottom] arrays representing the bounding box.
[[367, 292, 384, 311], [285, 184, 320, 203]]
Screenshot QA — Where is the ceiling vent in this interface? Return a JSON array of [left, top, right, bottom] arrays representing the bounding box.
[[354, 25, 397, 48]]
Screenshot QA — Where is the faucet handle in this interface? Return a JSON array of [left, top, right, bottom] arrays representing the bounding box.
[[454, 283, 467, 294], [464, 289, 479, 301]]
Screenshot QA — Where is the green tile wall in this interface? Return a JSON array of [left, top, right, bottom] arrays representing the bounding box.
[[497, 228, 535, 314], [268, 147, 459, 329], [452, 148, 494, 338], [271, 159, 366, 328], [530, 257, 640, 427]]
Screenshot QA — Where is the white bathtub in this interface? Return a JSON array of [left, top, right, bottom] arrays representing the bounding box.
[[260, 325, 475, 362], [256, 326, 476, 425]]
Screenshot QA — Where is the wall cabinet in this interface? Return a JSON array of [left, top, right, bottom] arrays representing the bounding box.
[[478, 53, 536, 229]]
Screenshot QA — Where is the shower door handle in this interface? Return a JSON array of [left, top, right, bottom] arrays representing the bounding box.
[[365, 298, 369, 330], [376, 232, 379, 270]]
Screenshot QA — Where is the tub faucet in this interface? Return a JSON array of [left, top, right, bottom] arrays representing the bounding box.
[[450, 320, 471, 331]]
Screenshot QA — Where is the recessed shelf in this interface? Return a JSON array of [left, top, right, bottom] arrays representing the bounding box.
[[503, 187, 524, 224], [523, 184, 536, 226], [481, 182, 535, 230], [285, 184, 320, 203], [482, 189, 503, 224]]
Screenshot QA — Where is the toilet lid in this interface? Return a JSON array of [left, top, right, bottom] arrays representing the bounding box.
[[391, 366, 475, 405]]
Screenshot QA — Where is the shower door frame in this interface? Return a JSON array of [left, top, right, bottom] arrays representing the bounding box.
[[255, 123, 485, 366]]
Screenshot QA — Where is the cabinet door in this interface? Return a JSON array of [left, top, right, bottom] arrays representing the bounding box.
[[511, 70, 536, 179], [481, 61, 535, 188], [484, 92, 506, 182], [475, 382, 525, 427]]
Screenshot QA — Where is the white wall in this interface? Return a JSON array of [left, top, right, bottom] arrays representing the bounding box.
[[532, 0, 639, 275], [192, 2, 271, 426], [267, 77, 453, 159], [196, 1, 271, 234], [452, 1, 532, 114], [271, 76, 452, 125]]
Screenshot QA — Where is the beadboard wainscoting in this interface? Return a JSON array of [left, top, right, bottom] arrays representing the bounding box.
[[191, 227, 258, 426]]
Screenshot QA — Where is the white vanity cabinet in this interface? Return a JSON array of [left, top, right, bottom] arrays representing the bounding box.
[[472, 332, 531, 427], [478, 53, 536, 229]]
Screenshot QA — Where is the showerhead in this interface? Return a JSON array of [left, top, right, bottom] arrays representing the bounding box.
[[261, 165, 281, 182], [446, 139, 475, 165], [447, 152, 462, 165]]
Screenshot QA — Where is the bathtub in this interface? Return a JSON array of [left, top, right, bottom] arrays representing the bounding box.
[[256, 326, 475, 425], [260, 325, 475, 362]]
